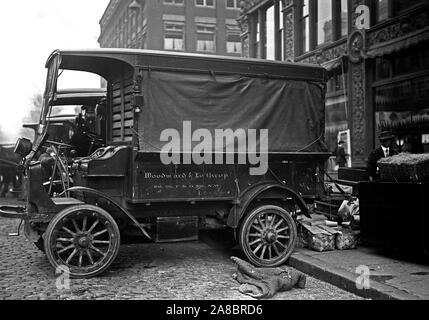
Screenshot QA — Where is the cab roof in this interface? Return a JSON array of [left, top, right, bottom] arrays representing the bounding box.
[[46, 49, 327, 83], [53, 88, 107, 106]]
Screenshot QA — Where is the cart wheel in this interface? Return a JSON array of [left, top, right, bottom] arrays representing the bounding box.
[[239, 205, 297, 267], [44, 204, 120, 278]]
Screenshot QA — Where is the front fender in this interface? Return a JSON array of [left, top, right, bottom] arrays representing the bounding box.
[[63, 186, 151, 240], [227, 182, 311, 228]]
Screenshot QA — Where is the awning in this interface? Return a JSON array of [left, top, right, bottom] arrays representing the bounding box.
[[322, 55, 348, 79], [367, 27, 429, 58]]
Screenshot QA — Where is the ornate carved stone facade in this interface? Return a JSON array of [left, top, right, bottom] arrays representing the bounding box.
[[367, 9, 429, 47], [348, 0, 367, 165], [282, 0, 295, 61], [297, 43, 347, 65]]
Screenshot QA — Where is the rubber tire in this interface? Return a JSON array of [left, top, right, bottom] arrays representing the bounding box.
[[239, 204, 297, 267], [44, 204, 120, 279]]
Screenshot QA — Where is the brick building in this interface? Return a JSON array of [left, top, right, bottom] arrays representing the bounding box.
[[238, 0, 429, 166], [99, 0, 242, 57]]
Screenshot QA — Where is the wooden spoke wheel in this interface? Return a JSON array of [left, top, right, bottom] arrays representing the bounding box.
[[239, 205, 297, 267], [44, 205, 120, 278]]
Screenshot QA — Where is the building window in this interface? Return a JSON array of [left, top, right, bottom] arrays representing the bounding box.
[[140, 31, 148, 49], [251, 13, 261, 58], [317, 0, 333, 46], [325, 71, 349, 153], [374, 45, 429, 153], [196, 24, 216, 52], [340, 0, 348, 37], [164, 0, 184, 5], [119, 25, 124, 47], [376, 0, 390, 23], [131, 11, 137, 40], [279, 3, 285, 60], [164, 22, 185, 51], [395, 0, 426, 13], [249, 1, 286, 60], [195, 0, 215, 8], [226, 25, 242, 54], [265, 5, 275, 60], [226, 0, 240, 9], [299, 0, 310, 54], [375, 45, 429, 81], [374, 0, 426, 25], [298, 0, 349, 55], [137, 7, 143, 33], [125, 13, 131, 46]]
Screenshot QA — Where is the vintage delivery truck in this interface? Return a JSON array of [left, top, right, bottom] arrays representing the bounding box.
[[1, 49, 329, 278]]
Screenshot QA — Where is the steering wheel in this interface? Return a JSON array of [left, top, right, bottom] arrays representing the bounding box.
[[84, 132, 104, 144]]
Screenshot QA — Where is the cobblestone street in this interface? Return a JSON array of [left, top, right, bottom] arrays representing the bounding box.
[[0, 212, 362, 300]]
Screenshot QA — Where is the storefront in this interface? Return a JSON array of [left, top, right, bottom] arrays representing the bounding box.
[[371, 43, 429, 154], [238, 0, 429, 165]]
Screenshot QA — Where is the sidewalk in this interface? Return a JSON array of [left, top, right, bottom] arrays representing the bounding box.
[[288, 246, 429, 300]]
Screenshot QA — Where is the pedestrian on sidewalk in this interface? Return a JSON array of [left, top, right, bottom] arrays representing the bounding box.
[[333, 140, 347, 170], [367, 131, 398, 180]]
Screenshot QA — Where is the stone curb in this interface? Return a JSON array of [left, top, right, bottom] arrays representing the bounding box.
[[288, 251, 422, 300]]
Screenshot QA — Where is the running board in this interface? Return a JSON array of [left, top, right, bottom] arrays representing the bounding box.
[[0, 205, 26, 219]]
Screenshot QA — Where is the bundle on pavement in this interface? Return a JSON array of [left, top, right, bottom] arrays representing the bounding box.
[[230, 256, 306, 299], [378, 153, 429, 182], [300, 221, 359, 251], [317, 225, 358, 250], [301, 224, 335, 252]]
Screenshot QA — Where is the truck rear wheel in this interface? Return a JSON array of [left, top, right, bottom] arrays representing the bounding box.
[[239, 204, 297, 267], [44, 204, 120, 278]]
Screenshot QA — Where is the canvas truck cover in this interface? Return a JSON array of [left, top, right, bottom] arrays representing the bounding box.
[[44, 49, 327, 154], [139, 70, 327, 153]]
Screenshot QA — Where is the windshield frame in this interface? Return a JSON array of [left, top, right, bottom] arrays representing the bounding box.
[[39, 54, 61, 134], [24, 54, 61, 166]]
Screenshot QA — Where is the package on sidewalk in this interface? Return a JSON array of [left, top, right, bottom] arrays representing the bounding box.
[[300, 221, 360, 251], [300, 223, 335, 252], [336, 229, 359, 250], [318, 225, 359, 250]]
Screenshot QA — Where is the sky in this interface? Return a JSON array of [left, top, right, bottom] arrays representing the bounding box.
[[0, 0, 110, 144]]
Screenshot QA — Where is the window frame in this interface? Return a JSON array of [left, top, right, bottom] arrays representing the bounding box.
[[226, 0, 240, 10], [297, 0, 350, 56], [249, 0, 286, 60], [226, 24, 242, 55], [196, 24, 217, 53], [163, 21, 186, 51], [195, 0, 215, 8], [372, 0, 426, 26], [163, 0, 185, 6]]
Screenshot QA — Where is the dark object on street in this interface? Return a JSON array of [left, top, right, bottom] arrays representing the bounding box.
[[367, 131, 399, 180], [337, 167, 369, 182], [231, 256, 306, 299], [358, 181, 429, 255], [0, 49, 330, 278]]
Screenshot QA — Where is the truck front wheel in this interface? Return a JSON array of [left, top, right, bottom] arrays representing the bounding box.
[[239, 205, 297, 267], [44, 204, 120, 278]]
